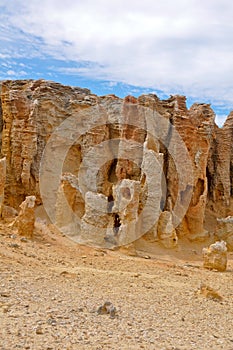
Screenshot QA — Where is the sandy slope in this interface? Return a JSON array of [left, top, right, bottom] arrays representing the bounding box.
[[0, 222, 233, 350]]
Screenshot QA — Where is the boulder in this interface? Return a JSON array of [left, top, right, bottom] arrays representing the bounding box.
[[203, 241, 227, 271]]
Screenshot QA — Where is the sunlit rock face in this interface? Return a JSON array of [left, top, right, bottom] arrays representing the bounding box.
[[203, 241, 228, 272], [0, 157, 6, 217], [216, 216, 233, 251], [0, 79, 232, 248], [13, 195, 36, 238]]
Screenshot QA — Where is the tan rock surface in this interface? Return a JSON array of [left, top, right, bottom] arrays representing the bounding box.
[[216, 216, 233, 251], [55, 172, 84, 238], [0, 79, 92, 208], [0, 79, 233, 247], [203, 240, 228, 271], [157, 211, 178, 248], [0, 157, 6, 217], [14, 195, 36, 238]]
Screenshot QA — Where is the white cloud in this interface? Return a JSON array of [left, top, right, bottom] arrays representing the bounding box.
[[1, 0, 233, 112], [1, 69, 28, 79], [0, 53, 10, 59], [6, 70, 16, 76]]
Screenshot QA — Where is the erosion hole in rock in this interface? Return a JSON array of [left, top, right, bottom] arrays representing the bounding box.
[[107, 194, 114, 213], [107, 158, 142, 184], [116, 159, 142, 181], [108, 159, 118, 184], [206, 167, 214, 200], [121, 187, 131, 200], [113, 214, 121, 235]]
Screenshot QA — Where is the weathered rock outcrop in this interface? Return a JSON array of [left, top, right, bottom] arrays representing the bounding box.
[[207, 112, 233, 218], [216, 216, 233, 251], [0, 79, 232, 248], [0, 79, 91, 208], [13, 195, 36, 238], [203, 241, 228, 271], [0, 157, 6, 217], [157, 211, 178, 248]]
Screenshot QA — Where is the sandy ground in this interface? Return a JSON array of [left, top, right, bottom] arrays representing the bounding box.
[[0, 221, 233, 350]]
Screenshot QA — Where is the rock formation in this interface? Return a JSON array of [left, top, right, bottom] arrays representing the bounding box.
[[157, 211, 178, 248], [0, 157, 6, 217], [0, 79, 232, 248], [207, 112, 233, 218], [203, 241, 228, 271], [13, 195, 36, 238], [216, 216, 233, 251]]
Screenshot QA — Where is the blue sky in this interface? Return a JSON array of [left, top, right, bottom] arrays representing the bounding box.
[[1, 0, 233, 126]]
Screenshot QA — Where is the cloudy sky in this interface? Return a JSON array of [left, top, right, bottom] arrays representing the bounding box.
[[1, 0, 233, 125]]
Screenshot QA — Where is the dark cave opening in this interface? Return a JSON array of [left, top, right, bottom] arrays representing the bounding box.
[[206, 167, 214, 200], [107, 194, 114, 213], [108, 159, 118, 184], [113, 214, 121, 235]]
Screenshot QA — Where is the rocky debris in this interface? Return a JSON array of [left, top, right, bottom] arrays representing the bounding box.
[[0, 157, 6, 217], [196, 283, 223, 301], [13, 196, 36, 238], [203, 241, 228, 271], [35, 326, 44, 335], [97, 301, 116, 319], [118, 243, 138, 256], [216, 216, 233, 251]]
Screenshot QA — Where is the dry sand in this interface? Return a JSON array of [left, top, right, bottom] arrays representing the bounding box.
[[0, 222, 233, 350]]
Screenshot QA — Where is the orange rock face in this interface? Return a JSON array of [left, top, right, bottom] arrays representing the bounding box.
[[0, 157, 6, 217], [13, 195, 36, 238], [0, 79, 232, 247]]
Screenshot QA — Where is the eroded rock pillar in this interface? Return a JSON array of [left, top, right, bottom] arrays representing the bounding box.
[[157, 211, 178, 248], [14, 196, 36, 238]]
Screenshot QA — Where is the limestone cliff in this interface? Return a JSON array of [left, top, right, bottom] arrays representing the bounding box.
[[207, 113, 233, 219], [0, 79, 232, 248]]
